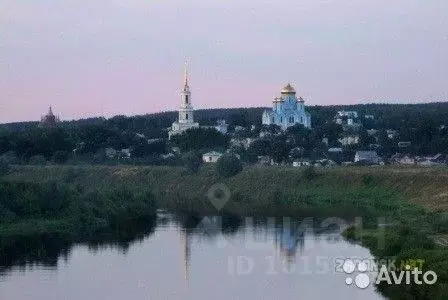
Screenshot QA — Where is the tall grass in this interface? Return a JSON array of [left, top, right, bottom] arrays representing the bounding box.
[[0, 180, 157, 235]]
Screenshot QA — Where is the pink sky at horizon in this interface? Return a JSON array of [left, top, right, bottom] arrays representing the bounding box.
[[1, 0, 447, 123]]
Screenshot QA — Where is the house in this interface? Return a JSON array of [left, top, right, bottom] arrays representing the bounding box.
[[335, 111, 359, 126], [387, 130, 399, 139], [417, 154, 446, 166], [202, 151, 223, 163], [354, 151, 382, 165], [105, 148, 117, 159], [215, 119, 229, 134], [314, 159, 336, 167], [161, 153, 175, 160], [390, 153, 415, 165], [338, 135, 359, 146], [230, 138, 256, 150], [120, 148, 132, 159], [292, 160, 311, 167], [328, 147, 343, 153]]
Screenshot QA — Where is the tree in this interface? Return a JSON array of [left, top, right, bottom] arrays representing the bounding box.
[[29, 155, 47, 165], [132, 140, 167, 157], [182, 151, 203, 173], [171, 128, 229, 152], [53, 151, 69, 164], [0, 159, 10, 176], [216, 154, 243, 178], [268, 135, 290, 163]]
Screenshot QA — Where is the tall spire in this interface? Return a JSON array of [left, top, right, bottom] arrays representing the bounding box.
[[48, 106, 54, 116], [183, 60, 189, 89]]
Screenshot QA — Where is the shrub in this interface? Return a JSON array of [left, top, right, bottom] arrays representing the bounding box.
[[0, 151, 19, 165], [216, 153, 243, 178], [302, 166, 317, 180], [0, 159, 10, 176], [182, 151, 203, 173], [29, 155, 47, 165], [53, 151, 69, 164]]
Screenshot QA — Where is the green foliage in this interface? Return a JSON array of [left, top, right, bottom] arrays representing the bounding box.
[[216, 153, 243, 178], [0, 160, 10, 177], [171, 128, 229, 152], [361, 174, 375, 186], [0, 180, 158, 234], [182, 151, 203, 173], [29, 155, 47, 165], [53, 150, 69, 164], [302, 166, 317, 180], [0, 151, 19, 165]]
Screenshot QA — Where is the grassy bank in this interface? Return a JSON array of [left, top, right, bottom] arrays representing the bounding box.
[[2, 164, 448, 298], [0, 179, 157, 236]]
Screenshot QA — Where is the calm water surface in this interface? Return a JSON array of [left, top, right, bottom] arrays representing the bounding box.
[[0, 214, 384, 300]]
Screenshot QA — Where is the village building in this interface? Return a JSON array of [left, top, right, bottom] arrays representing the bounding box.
[[416, 154, 446, 166], [387, 129, 399, 139], [390, 153, 415, 165], [354, 151, 382, 165], [230, 137, 256, 150], [202, 151, 223, 163], [334, 111, 359, 126], [338, 135, 360, 146], [328, 147, 343, 154], [262, 84, 311, 130], [292, 160, 311, 167]]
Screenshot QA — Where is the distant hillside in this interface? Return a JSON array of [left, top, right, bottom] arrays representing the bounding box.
[[2, 102, 448, 137]]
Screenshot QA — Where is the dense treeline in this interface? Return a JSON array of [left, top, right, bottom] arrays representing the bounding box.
[[1, 102, 448, 164]]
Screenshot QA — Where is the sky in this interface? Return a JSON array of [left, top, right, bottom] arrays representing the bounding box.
[[1, 0, 447, 123]]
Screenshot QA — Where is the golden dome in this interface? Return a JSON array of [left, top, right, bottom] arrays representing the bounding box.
[[281, 83, 296, 94]]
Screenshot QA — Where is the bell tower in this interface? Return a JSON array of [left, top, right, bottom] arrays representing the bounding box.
[[179, 63, 194, 124]]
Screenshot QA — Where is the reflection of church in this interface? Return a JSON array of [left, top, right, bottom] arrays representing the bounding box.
[[274, 220, 305, 262], [177, 216, 307, 286], [180, 229, 191, 286]]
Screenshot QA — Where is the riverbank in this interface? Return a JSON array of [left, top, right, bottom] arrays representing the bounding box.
[[2, 165, 447, 229], [2, 164, 448, 298]]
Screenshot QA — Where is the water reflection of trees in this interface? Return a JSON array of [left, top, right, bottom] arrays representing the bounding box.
[[0, 217, 157, 276], [0, 214, 347, 278]]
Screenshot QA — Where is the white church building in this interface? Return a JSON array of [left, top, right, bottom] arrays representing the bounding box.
[[169, 65, 228, 139], [262, 83, 312, 130], [169, 65, 200, 138]]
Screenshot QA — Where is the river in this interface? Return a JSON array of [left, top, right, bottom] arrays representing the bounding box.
[[0, 213, 384, 299]]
